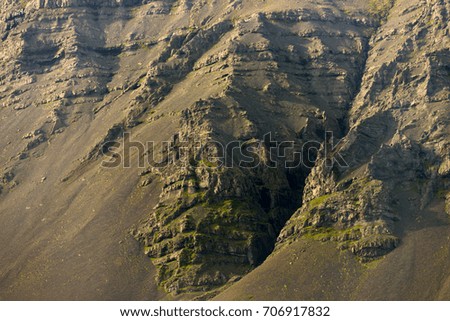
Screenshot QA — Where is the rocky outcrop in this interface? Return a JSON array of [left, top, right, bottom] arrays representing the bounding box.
[[126, 3, 381, 293], [278, 0, 450, 260], [0, 0, 447, 300]]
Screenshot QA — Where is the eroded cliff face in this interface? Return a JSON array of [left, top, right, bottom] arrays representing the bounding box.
[[128, 3, 379, 294], [278, 0, 449, 260], [0, 0, 448, 300]]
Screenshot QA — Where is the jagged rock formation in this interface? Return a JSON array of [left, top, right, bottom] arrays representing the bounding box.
[[127, 3, 378, 294], [278, 0, 449, 260], [217, 0, 449, 301], [0, 0, 448, 300]]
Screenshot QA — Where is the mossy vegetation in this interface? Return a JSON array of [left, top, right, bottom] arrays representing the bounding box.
[[197, 158, 219, 168], [308, 193, 335, 209], [142, 195, 275, 294], [368, 0, 395, 20], [302, 225, 362, 243], [281, 176, 397, 262]]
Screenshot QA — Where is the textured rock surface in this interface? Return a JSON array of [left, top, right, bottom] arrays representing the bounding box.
[[0, 0, 448, 300], [278, 0, 450, 261]]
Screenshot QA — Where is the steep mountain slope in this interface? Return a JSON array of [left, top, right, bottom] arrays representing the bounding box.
[[218, 0, 450, 300], [0, 0, 448, 300]]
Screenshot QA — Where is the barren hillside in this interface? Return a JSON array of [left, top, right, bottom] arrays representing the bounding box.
[[0, 0, 448, 300]]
